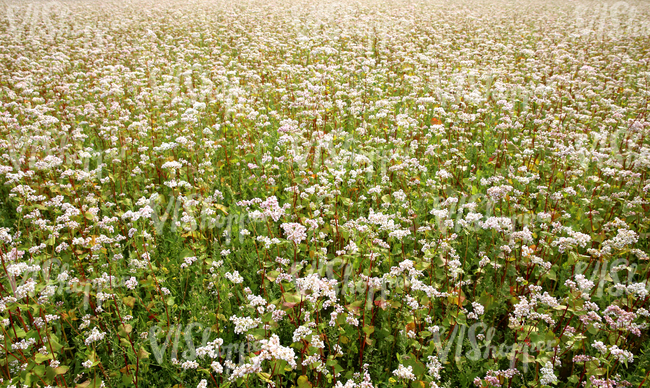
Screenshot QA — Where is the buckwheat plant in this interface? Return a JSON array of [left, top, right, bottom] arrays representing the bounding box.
[[0, 0, 649, 387]]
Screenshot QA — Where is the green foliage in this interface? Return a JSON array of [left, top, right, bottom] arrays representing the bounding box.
[[1, 0, 650, 387]]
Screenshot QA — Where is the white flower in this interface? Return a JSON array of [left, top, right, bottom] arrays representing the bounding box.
[[125, 277, 138, 290], [85, 327, 106, 346], [539, 362, 557, 386], [427, 356, 443, 380], [280, 222, 307, 244], [181, 360, 199, 369], [225, 271, 244, 284], [211, 361, 224, 373], [230, 315, 260, 334], [292, 326, 312, 342], [393, 364, 416, 380]]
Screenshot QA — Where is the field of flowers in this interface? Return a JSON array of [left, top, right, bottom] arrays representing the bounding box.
[[1, 0, 650, 387]]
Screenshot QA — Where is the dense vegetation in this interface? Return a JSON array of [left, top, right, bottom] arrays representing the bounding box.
[[1, 0, 650, 387]]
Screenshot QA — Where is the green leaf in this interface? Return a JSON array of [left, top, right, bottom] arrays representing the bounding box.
[[122, 374, 134, 385], [257, 372, 273, 383], [50, 336, 64, 352], [137, 346, 150, 359], [35, 352, 53, 364], [283, 293, 302, 304], [119, 323, 133, 336], [123, 296, 136, 309], [268, 359, 288, 375], [120, 337, 132, 348], [24, 372, 37, 385], [179, 248, 194, 259], [298, 375, 313, 388], [214, 204, 228, 214]]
